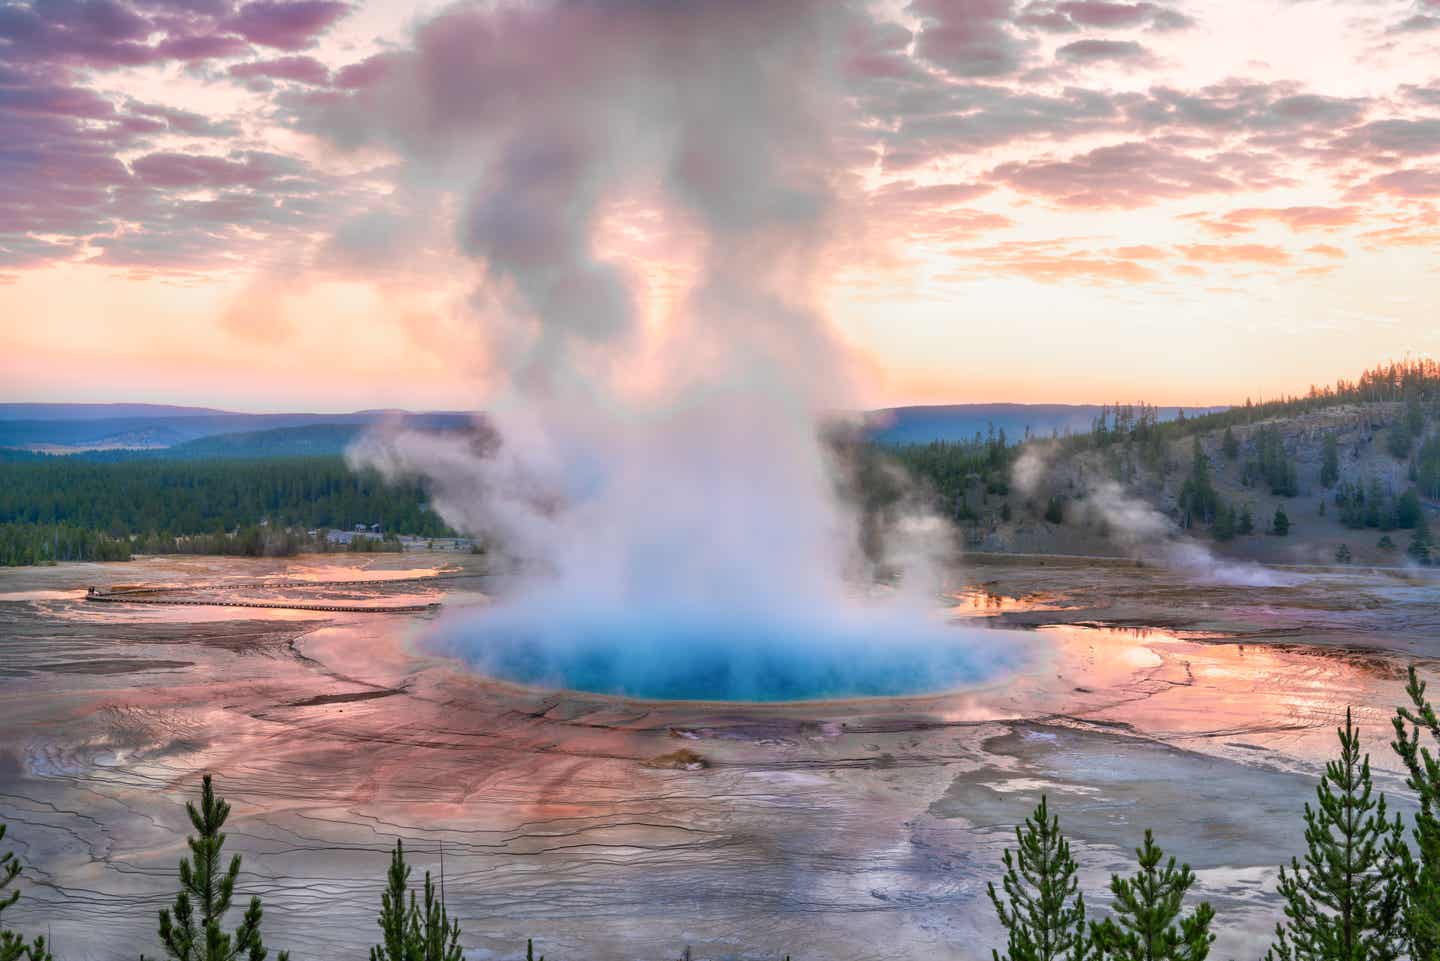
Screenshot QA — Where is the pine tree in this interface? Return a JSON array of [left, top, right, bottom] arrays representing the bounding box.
[[1410, 516, 1433, 565], [1388, 422, 1414, 460], [1321, 434, 1341, 488], [142, 774, 288, 961], [1397, 489, 1423, 530], [1179, 438, 1218, 523], [1221, 427, 1239, 461], [1406, 395, 1426, 439], [1090, 831, 1214, 961], [989, 796, 1090, 961], [1392, 667, 1440, 960], [1273, 507, 1291, 536], [410, 870, 462, 961], [1212, 503, 1236, 542], [1238, 505, 1255, 536], [1266, 708, 1406, 961], [373, 840, 411, 961], [0, 823, 53, 961], [370, 839, 463, 961]]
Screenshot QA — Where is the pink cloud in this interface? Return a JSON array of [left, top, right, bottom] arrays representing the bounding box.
[[1177, 243, 1292, 265], [1007, 253, 1161, 283], [1055, 38, 1155, 64], [1018, 0, 1193, 32], [225, 0, 349, 50], [0, 84, 115, 118], [1191, 205, 1362, 235], [1112, 244, 1166, 259], [1349, 168, 1440, 198], [908, 0, 1034, 78], [949, 239, 1165, 284], [155, 33, 250, 61], [870, 180, 994, 206], [991, 141, 1258, 207], [1358, 225, 1440, 247], [333, 52, 399, 90], [129, 151, 303, 188], [1339, 119, 1440, 156], [229, 55, 330, 84]]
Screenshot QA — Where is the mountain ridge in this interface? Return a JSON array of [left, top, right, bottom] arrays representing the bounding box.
[[1, 401, 1231, 454]]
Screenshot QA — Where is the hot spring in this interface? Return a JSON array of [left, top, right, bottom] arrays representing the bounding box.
[[432, 599, 1032, 702]]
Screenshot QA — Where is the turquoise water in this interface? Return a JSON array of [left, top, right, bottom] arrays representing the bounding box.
[[440, 601, 1027, 701]]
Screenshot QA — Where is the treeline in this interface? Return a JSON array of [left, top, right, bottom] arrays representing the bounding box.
[[1335, 480, 1425, 531], [883, 428, 1016, 521], [0, 523, 132, 567], [135, 527, 405, 557], [2, 527, 414, 570], [1071, 360, 1440, 459], [0, 457, 451, 566], [1155, 358, 1440, 442], [0, 524, 409, 567]]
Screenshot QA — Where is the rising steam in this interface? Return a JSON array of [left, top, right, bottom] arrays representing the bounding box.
[[1012, 445, 1299, 588], [348, 0, 1030, 700]]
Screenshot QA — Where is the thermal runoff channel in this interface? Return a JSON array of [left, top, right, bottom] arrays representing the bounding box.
[[352, 0, 1034, 701]]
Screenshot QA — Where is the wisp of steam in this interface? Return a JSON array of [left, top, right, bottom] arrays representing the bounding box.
[[348, 0, 1033, 700], [1012, 445, 1302, 587]]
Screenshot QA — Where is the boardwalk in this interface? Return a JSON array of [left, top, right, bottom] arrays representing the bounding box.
[[84, 574, 447, 614]]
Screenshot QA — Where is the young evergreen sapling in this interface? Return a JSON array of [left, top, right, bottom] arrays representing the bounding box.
[[142, 774, 288, 961], [0, 823, 53, 961], [1090, 830, 1214, 961], [1267, 708, 1406, 961], [1392, 668, 1440, 959], [370, 839, 463, 961], [989, 796, 1090, 961]]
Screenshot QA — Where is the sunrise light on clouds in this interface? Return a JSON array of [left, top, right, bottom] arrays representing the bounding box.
[[3, 0, 1439, 411]]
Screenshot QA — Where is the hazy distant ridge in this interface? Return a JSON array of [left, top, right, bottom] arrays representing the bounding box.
[[0, 403, 234, 421], [0, 408, 474, 453], [0, 402, 1229, 455], [867, 403, 1228, 445]]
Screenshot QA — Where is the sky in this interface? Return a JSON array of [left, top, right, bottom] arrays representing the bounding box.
[[2, 0, 1439, 412]]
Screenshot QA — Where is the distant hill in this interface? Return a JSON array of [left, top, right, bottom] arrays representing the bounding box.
[[866, 403, 1227, 445], [0, 403, 231, 421], [149, 423, 392, 459], [0, 399, 1233, 457], [0, 409, 476, 454], [38, 417, 482, 462]]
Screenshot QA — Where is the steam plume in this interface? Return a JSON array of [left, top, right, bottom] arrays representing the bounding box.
[[1013, 456, 1299, 588], [348, 0, 1028, 699]]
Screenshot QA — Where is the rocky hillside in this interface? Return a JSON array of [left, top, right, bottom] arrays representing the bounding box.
[[900, 393, 1439, 568]]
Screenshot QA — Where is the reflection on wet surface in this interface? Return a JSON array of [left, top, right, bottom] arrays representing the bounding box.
[[929, 723, 1318, 870], [0, 589, 86, 603], [946, 587, 1073, 616], [0, 552, 1437, 959]]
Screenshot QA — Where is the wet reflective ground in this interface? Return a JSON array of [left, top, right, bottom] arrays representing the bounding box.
[[1, 553, 1437, 960]]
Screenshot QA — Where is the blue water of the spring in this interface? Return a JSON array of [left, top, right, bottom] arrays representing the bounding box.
[[437, 600, 1029, 702]]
